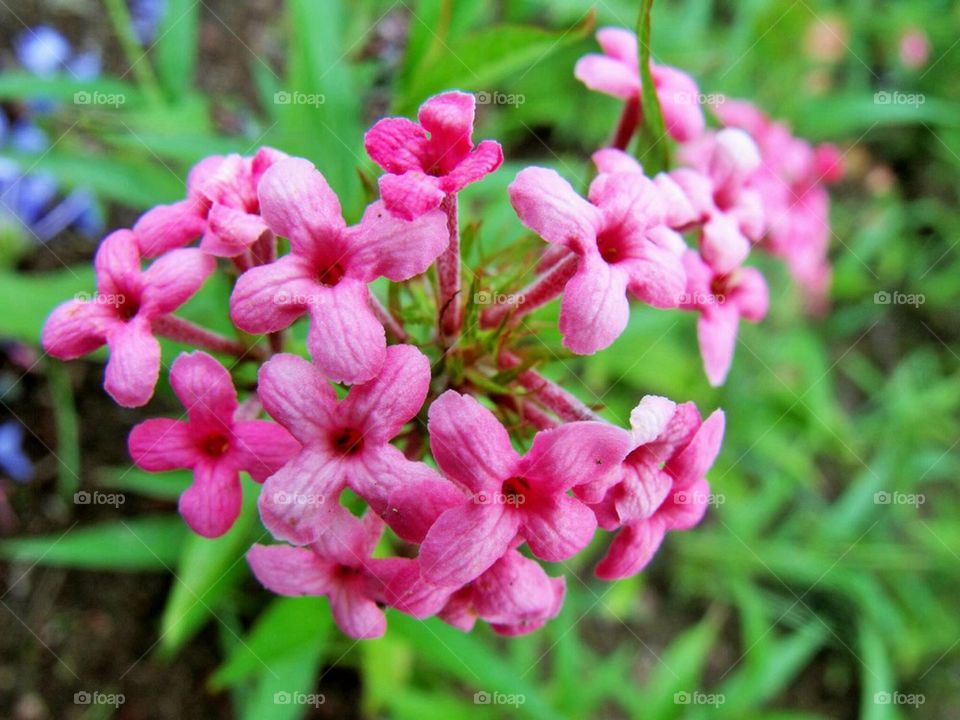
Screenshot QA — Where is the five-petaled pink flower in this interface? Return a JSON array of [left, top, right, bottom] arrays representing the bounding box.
[[509, 165, 686, 354], [575, 27, 705, 142], [248, 508, 400, 639], [591, 402, 725, 579], [230, 158, 448, 384], [134, 147, 288, 258], [128, 351, 299, 537], [364, 91, 503, 220], [41, 229, 215, 407], [680, 250, 769, 386], [255, 345, 459, 546], [417, 391, 630, 587]]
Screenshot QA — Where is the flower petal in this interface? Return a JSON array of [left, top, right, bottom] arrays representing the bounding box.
[[509, 167, 602, 251], [664, 409, 725, 489], [128, 418, 198, 471], [377, 454, 466, 544], [229, 254, 317, 334], [520, 421, 631, 495], [558, 254, 630, 354], [257, 353, 338, 444], [232, 420, 301, 482], [133, 199, 207, 257], [377, 171, 445, 221], [169, 351, 237, 429], [103, 317, 161, 407], [473, 550, 564, 629], [94, 230, 141, 297], [697, 306, 740, 386], [247, 543, 336, 595], [594, 518, 667, 580], [258, 449, 344, 546], [179, 460, 242, 538], [329, 580, 387, 639], [202, 203, 272, 257], [345, 201, 448, 282], [258, 158, 345, 255], [574, 54, 639, 99], [42, 299, 113, 359], [427, 391, 519, 494], [441, 139, 503, 192], [363, 117, 430, 174], [417, 91, 475, 172], [141, 248, 215, 316], [521, 493, 596, 562]]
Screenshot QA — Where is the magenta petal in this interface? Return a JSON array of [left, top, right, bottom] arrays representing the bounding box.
[[134, 199, 207, 257], [247, 543, 336, 596], [94, 230, 141, 298], [592, 148, 643, 175], [419, 502, 520, 587], [697, 306, 740, 386], [128, 419, 197, 471], [660, 477, 711, 530], [258, 449, 344, 545], [417, 91, 475, 171], [202, 204, 271, 257], [427, 391, 519, 494], [596, 27, 639, 64], [42, 300, 113, 359], [615, 462, 672, 523], [595, 518, 667, 580], [438, 588, 479, 631], [521, 494, 596, 562], [376, 558, 452, 618], [521, 422, 631, 495], [664, 409, 725, 489], [232, 420, 301, 483], [229, 254, 317, 334], [258, 158, 345, 254], [700, 214, 750, 275], [345, 201, 448, 282], [622, 240, 687, 309], [169, 351, 237, 429], [378, 172, 445, 221], [509, 167, 602, 251], [329, 581, 387, 639], [179, 460, 242, 538], [363, 117, 429, 174], [104, 317, 161, 407], [305, 278, 386, 385], [574, 54, 639, 99], [141, 248, 215, 315], [379, 457, 466, 543], [257, 353, 338, 444], [473, 550, 563, 628], [339, 344, 430, 444], [733, 267, 769, 322], [559, 255, 630, 354], [442, 140, 503, 192]]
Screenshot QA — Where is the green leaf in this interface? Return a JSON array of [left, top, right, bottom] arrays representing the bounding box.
[[0, 267, 95, 344], [238, 643, 326, 720], [95, 467, 192, 501], [45, 360, 81, 502], [154, 0, 201, 101], [0, 72, 142, 103], [210, 597, 332, 690], [635, 0, 669, 172], [159, 476, 261, 656], [0, 516, 186, 571]]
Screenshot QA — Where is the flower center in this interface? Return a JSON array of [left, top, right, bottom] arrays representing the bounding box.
[[330, 427, 364, 456], [500, 476, 530, 505], [201, 432, 231, 457], [596, 228, 625, 264], [317, 263, 345, 287]]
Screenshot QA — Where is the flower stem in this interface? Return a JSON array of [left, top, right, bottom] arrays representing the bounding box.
[[369, 290, 408, 342], [635, 0, 670, 172], [500, 351, 604, 423], [153, 315, 262, 360], [480, 253, 578, 328], [437, 194, 462, 337], [612, 98, 640, 151]]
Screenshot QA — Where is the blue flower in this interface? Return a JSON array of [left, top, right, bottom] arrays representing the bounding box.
[[129, 0, 169, 44], [0, 421, 33, 484]]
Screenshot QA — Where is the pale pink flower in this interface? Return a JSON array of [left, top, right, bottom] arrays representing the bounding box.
[[509, 165, 686, 353], [41, 229, 215, 407], [592, 403, 725, 579], [255, 345, 459, 546], [248, 509, 402, 638], [680, 250, 768, 386], [230, 158, 448, 384], [128, 352, 299, 537], [899, 28, 930, 69], [134, 147, 288, 258], [417, 391, 630, 587], [575, 27, 705, 142], [364, 91, 503, 220]]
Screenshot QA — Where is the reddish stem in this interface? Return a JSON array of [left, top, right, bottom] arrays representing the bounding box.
[[612, 97, 640, 151], [499, 351, 604, 423], [437, 194, 462, 336], [369, 290, 408, 342], [480, 253, 579, 329], [153, 315, 261, 360]]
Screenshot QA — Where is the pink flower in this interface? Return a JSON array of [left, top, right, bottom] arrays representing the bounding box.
[[248, 509, 399, 638], [680, 250, 768, 386], [899, 28, 930, 69], [128, 352, 299, 537], [592, 402, 725, 579], [676, 128, 765, 273], [417, 391, 630, 587], [436, 549, 566, 636], [41, 230, 215, 407], [509, 165, 686, 354], [574, 27, 705, 142], [255, 345, 459, 546], [364, 91, 503, 220], [134, 147, 288, 258], [230, 157, 448, 384]]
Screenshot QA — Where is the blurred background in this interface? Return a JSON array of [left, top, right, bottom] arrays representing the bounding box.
[[0, 0, 958, 718]]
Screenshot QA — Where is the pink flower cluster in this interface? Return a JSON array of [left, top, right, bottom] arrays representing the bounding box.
[[40, 29, 841, 639]]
